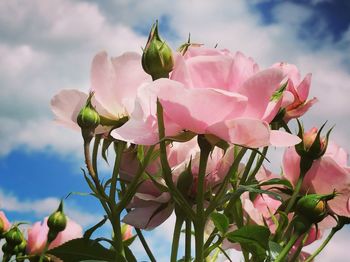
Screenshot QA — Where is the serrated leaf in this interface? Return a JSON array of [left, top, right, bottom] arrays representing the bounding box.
[[210, 212, 229, 234], [47, 238, 121, 262], [84, 216, 108, 239], [226, 225, 270, 262]]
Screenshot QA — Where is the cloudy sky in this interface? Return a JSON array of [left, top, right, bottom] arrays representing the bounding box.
[[0, 0, 349, 261]]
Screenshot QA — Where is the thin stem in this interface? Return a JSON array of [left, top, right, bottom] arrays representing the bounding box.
[[289, 230, 309, 262], [240, 150, 257, 184], [116, 145, 155, 213], [246, 147, 268, 184], [185, 219, 192, 261], [135, 228, 157, 262], [92, 134, 102, 177], [109, 141, 125, 202], [205, 147, 247, 216], [171, 217, 184, 262], [305, 228, 339, 262], [194, 137, 211, 262], [274, 233, 299, 262], [156, 99, 195, 220], [285, 175, 303, 214]]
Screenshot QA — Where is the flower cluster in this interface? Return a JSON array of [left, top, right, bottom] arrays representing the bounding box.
[[3, 22, 349, 262]]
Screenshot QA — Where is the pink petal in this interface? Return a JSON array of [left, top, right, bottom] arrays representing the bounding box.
[[50, 89, 88, 131], [284, 97, 318, 121], [297, 73, 312, 101], [239, 68, 284, 119], [207, 118, 271, 148], [91, 51, 151, 116], [158, 80, 247, 134], [282, 147, 301, 186], [269, 130, 301, 147]]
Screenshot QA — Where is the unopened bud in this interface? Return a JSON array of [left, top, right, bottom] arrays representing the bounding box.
[[77, 92, 100, 129], [295, 121, 333, 161], [5, 226, 23, 246], [121, 224, 133, 241], [47, 201, 67, 240], [13, 239, 26, 255], [295, 192, 336, 224], [142, 21, 174, 80]]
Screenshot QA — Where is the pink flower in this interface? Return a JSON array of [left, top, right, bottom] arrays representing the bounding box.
[[283, 139, 350, 217], [26, 216, 83, 254], [273, 62, 317, 122], [113, 47, 300, 148], [122, 139, 239, 229], [0, 211, 11, 232], [121, 224, 133, 241], [51, 51, 151, 132]]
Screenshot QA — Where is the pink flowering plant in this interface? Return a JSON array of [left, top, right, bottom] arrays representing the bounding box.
[[2, 21, 350, 262]]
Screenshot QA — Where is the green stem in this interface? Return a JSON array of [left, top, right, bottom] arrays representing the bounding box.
[[111, 214, 125, 259], [135, 228, 157, 262], [185, 219, 192, 261], [194, 136, 211, 262], [156, 99, 195, 220], [116, 145, 155, 213], [285, 175, 303, 214], [289, 230, 309, 262], [246, 147, 268, 184], [171, 217, 184, 262], [109, 141, 126, 202], [92, 134, 102, 177], [205, 147, 247, 216], [274, 233, 299, 262], [304, 228, 339, 262], [240, 150, 257, 184]]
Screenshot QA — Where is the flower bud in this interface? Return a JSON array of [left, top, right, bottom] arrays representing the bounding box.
[[142, 21, 174, 80], [121, 224, 133, 241], [176, 159, 193, 197], [77, 92, 100, 129], [47, 201, 67, 241], [295, 192, 336, 224], [0, 211, 11, 237], [295, 121, 333, 161], [13, 239, 26, 255], [5, 226, 24, 246]]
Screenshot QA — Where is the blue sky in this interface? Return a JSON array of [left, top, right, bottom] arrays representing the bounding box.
[[0, 0, 350, 261]]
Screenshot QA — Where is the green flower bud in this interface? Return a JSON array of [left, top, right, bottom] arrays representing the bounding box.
[[292, 215, 312, 235], [13, 239, 26, 255], [142, 21, 174, 80], [77, 92, 100, 129], [47, 201, 67, 235], [295, 192, 336, 224], [176, 159, 193, 197], [5, 227, 23, 246]]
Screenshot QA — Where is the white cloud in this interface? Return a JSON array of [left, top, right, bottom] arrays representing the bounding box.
[[0, 189, 100, 227]]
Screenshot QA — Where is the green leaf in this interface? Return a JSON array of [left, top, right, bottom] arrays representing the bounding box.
[[83, 216, 108, 239], [210, 212, 229, 234], [47, 238, 119, 262], [226, 225, 270, 262], [123, 235, 137, 246], [268, 241, 283, 261], [259, 178, 293, 190], [237, 185, 283, 202]]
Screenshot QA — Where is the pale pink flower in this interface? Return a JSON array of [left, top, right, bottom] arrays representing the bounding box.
[[283, 139, 350, 217], [122, 139, 239, 230], [0, 211, 11, 232], [113, 47, 300, 148], [51, 51, 151, 132], [273, 62, 317, 122], [26, 217, 83, 254]]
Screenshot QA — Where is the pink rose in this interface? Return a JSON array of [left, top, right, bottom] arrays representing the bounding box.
[[51, 51, 151, 133], [113, 47, 300, 148], [283, 138, 350, 217], [26, 216, 83, 254], [273, 62, 317, 122], [0, 211, 11, 233]]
